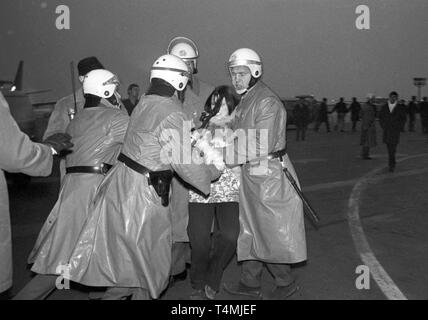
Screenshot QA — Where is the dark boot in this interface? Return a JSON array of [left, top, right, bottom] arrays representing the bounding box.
[[264, 281, 299, 300], [223, 282, 262, 299]]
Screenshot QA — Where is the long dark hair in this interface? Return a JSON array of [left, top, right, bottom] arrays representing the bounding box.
[[199, 86, 239, 125]]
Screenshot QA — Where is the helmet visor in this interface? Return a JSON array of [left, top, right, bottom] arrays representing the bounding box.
[[228, 59, 262, 69], [151, 66, 191, 79], [103, 75, 121, 89]]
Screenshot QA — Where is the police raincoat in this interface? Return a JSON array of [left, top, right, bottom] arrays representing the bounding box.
[[67, 95, 215, 298], [43, 89, 85, 139], [44, 89, 86, 183], [28, 104, 129, 275], [232, 81, 307, 264], [0, 92, 53, 293], [170, 77, 214, 243]]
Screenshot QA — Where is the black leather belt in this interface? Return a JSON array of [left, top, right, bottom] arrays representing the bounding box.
[[66, 163, 112, 175], [118, 153, 151, 175]]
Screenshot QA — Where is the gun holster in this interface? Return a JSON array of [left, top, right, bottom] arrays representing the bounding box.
[[117, 153, 173, 207], [148, 171, 173, 207]]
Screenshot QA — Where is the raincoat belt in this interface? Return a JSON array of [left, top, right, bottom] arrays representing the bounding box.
[[118, 153, 173, 207], [66, 163, 113, 175]]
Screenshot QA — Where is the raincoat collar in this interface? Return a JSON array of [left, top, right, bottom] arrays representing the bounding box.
[[240, 80, 264, 103]]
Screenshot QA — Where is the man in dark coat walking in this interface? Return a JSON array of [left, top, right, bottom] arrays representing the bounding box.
[[379, 91, 407, 172], [349, 97, 361, 132], [293, 98, 311, 141], [420, 97, 428, 134], [331, 97, 348, 132], [407, 96, 418, 132], [314, 98, 331, 132], [360, 96, 377, 159]]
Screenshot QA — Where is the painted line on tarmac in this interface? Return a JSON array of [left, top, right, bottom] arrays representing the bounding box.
[[347, 153, 428, 300]]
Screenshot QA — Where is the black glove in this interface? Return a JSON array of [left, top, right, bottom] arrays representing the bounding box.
[[43, 133, 74, 154]]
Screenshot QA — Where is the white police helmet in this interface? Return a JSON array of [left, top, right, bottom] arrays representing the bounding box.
[[227, 48, 262, 78], [167, 37, 199, 73], [83, 69, 119, 99], [150, 54, 190, 91]]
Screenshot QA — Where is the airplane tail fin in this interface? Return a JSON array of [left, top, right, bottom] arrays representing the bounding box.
[[13, 60, 24, 91]]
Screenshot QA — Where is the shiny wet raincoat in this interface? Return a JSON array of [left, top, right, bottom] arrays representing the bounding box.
[[28, 104, 129, 275], [171, 77, 214, 243], [43, 89, 85, 139], [232, 81, 307, 264], [67, 95, 214, 298], [0, 92, 53, 293]]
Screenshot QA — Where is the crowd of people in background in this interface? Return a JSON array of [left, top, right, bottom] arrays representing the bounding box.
[[295, 95, 428, 137], [292, 92, 427, 171]]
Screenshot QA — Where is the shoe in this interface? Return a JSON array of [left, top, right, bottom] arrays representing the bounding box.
[[389, 166, 395, 172], [264, 281, 299, 300], [190, 289, 208, 300], [223, 282, 262, 299], [204, 285, 217, 300], [0, 290, 11, 300], [362, 156, 372, 160], [168, 269, 188, 288]]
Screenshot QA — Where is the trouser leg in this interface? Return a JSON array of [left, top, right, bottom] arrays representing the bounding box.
[[339, 115, 345, 131], [240, 260, 264, 288], [387, 144, 397, 170], [325, 120, 331, 132], [206, 202, 239, 292], [409, 116, 415, 131], [171, 242, 190, 276], [13, 274, 57, 300], [188, 203, 215, 290], [314, 121, 320, 131], [266, 263, 295, 287], [302, 125, 307, 140], [130, 288, 150, 300], [362, 146, 370, 158]]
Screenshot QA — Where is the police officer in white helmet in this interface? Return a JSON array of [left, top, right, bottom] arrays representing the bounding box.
[[223, 48, 307, 300], [64, 55, 218, 300], [14, 69, 129, 300], [167, 37, 216, 285]]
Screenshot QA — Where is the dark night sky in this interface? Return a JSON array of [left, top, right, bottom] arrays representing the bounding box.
[[0, 0, 427, 102]]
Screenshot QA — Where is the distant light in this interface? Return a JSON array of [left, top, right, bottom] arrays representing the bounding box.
[[41, 2, 48, 9], [11, 86, 16, 92]]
